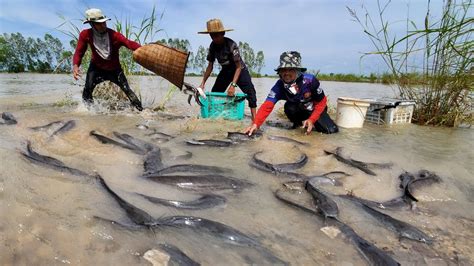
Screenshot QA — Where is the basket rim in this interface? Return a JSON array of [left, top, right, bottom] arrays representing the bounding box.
[[204, 91, 247, 97], [147, 41, 189, 55]]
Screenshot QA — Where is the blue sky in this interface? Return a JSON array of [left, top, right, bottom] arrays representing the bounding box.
[[0, 0, 441, 74]]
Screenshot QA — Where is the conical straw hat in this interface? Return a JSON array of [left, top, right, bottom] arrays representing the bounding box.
[[133, 43, 189, 88]]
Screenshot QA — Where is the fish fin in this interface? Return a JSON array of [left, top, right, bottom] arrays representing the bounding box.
[[322, 171, 351, 178], [323, 150, 333, 155], [195, 92, 203, 106], [404, 188, 419, 202], [183, 82, 196, 92]]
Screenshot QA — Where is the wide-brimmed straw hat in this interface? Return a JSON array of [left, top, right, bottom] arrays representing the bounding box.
[[275, 51, 307, 72], [198, 19, 234, 34], [83, 8, 111, 24]]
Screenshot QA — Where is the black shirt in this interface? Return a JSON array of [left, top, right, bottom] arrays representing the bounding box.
[[207, 37, 247, 70]]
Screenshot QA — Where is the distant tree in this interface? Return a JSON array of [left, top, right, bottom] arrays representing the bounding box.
[[0, 36, 7, 67], [0, 35, 16, 71], [238, 41, 255, 72], [175, 39, 194, 71], [55, 50, 73, 73], [368, 73, 377, 83], [25, 37, 39, 72], [187, 51, 194, 72], [1, 33, 27, 72], [157, 38, 194, 72], [0, 32, 70, 73], [159, 38, 191, 52], [193, 45, 208, 74], [237, 41, 265, 76], [43, 33, 64, 68], [255, 51, 265, 75]]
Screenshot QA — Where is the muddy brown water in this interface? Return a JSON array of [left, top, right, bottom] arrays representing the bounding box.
[[1, 73, 473, 265]]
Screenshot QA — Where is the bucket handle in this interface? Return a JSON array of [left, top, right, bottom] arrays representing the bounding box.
[[349, 102, 368, 117]]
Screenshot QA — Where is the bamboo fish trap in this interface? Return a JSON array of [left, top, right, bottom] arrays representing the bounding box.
[[133, 42, 189, 89]]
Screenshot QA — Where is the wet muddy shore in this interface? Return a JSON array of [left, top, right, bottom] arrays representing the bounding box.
[[1, 74, 473, 265]]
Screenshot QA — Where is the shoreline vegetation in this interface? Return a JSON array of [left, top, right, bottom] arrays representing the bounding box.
[[0, 70, 405, 84], [349, 0, 472, 127]]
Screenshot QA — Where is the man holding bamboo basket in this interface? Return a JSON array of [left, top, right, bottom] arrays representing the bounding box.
[[73, 8, 144, 111]]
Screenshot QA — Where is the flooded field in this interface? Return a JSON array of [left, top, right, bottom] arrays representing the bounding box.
[[0, 73, 473, 265]]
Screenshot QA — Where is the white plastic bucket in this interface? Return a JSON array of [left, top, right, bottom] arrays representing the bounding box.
[[336, 97, 372, 128]]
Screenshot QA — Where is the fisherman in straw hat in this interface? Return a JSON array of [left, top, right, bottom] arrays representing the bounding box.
[[198, 18, 258, 121], [73, 8, 143, 111], [244, 51, 338, 135]]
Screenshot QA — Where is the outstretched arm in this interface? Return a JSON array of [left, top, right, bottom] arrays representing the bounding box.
[[116, 32, 141, 51], [72, 31, 89, 80], [244, 100, 275, 136]]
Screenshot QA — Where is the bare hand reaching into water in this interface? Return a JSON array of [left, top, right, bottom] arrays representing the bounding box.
[[302, 119, 314, 135], [244, 123, 259, 136]]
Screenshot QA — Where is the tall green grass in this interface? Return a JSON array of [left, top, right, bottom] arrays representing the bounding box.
[[114, 6, 165, 75], [348, 0, 473, 126]]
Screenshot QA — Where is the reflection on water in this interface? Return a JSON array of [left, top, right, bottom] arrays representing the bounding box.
[[0, 74, 473, 265]]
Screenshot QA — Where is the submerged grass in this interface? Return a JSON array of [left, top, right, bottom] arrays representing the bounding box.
[[154, 84, 177, 111], [53, 91, 78, 107], [348, 0, 473, 127]]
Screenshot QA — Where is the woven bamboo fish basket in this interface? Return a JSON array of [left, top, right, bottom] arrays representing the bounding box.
[[133, 42, 189, 89]]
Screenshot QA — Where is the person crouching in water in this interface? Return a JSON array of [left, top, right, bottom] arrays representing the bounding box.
[[73, 8, 143, 111], [244, 51, 338, 135], [197, 19, 257, 121]]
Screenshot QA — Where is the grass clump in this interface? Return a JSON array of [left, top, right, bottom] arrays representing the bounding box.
[[348, 0, 473, 127]]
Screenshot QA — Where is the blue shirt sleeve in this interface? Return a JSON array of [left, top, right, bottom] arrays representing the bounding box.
[[264, 82, 282, 104]]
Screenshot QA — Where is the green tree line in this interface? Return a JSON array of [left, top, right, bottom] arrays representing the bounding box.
[[0, 33, 72, 73], [0, 32, 266, 76], [312, 71, 397, 84], [0, 32, 417, 85]]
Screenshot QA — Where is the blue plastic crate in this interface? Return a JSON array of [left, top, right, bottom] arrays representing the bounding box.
[[200, 92, 246, 120]]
